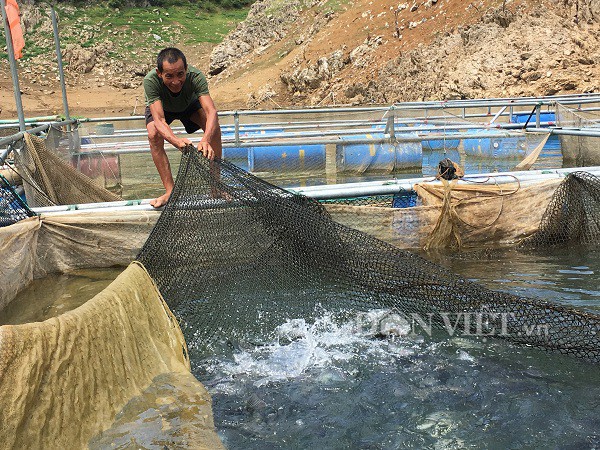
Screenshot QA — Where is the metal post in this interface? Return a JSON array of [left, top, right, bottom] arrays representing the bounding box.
[[385, 105, 396, 140], [51, 7, 70, 122], [234, 111, 240, 146], [535, 103, 541, 128], [50, 6, 78, 153], [0, 0, 25, 131]]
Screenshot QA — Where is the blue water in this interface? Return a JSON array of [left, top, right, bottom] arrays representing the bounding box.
[[194, 247, 600, 449]]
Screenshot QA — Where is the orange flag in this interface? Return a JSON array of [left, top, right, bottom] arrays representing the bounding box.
[[4, 0, 25, 59]]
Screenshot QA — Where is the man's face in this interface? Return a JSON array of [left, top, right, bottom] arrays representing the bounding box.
[[157, 58, 186, 94]]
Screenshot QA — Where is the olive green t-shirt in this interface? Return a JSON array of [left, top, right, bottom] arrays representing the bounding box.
[[143, 66, 209, 113]]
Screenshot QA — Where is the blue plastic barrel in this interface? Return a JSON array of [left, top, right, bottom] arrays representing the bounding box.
[[539, 135, 562, 157], [510, 111, 555, 124], [422, 137, 460, 151], [405, 122, 460, 151], [222, 147, 248, 160], [509, 113, 561, 157], [336, 133, 422, 173], [222, 128, 284, 160], [462, 130, 526, 159], [247, 144, 326, 172]]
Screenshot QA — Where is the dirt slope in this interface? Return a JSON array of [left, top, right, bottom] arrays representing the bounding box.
[[0, 0, 599, 117], [209, 0, 600, 108]]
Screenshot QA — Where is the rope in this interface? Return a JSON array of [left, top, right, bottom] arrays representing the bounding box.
[[422, 175, 522, 250], [514, 132, 551, 171]]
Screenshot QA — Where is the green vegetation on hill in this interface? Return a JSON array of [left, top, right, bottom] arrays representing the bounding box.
[[1, 2, 251, 61], [53, 0, 253, 10]]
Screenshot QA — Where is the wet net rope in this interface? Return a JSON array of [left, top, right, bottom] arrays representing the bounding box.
[[0, 173, 35, 227], [555, 103, 600, 166], [14, 133, 121, 207], [520, 171, 600, 248], [138, 148, 600, 363]]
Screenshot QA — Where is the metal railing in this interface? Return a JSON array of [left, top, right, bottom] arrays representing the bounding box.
[[1, 94, 599, 163], [0, 119, 78, 164]]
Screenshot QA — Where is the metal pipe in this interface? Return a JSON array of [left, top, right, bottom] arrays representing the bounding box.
[[391, 97, 600, 111], [0, 145, 12, 165], [31, 165, 600, 214], [0, 116, 59, 126], [291, 166, 600, 199], [234, 110, 240, 146], [51, 7, 70, 123], [33, 199, 158, 214], [75, 95, 600, 124], [79, 112, 571, 137], [489, 106, 507, 124], [73, 131, 540, 157], [83, 120, 559, 145], [526, 127, 600, 137], [0, 119, 78, 148], [74, 105, 600, 132], [0, 0, 25, 131]]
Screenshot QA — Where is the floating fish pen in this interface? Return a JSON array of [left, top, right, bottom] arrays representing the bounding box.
[[5, 96, 595, 193], [1, 96, 600, 448]]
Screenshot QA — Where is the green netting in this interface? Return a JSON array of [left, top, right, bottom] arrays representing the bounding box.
[[520, 172, 600, 248], [138, 148, 600, 363]]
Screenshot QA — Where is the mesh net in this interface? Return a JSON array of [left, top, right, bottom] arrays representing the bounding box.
[[45, 125, 124, 197], [520, 172, 600, 248], [319, 193, 418, 208], [138, 149, 600, 363], [324, 178, 560, 250], [555, 103, 600, 166], [14, 133, 121, 207], [0, 174, 35, 227]]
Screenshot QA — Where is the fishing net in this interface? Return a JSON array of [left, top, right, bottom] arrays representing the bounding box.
[[0, 173, 35, 227], [520, 171, 600, 248], [138, 148, 600, 363], [555, 103, 600, 166], [13, 133, 121, 207]]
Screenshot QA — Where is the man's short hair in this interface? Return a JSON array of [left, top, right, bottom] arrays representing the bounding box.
[[157, 47, 187, 72]]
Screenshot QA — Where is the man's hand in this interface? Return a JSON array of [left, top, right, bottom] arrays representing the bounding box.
[[197, 139, 215, 160], [177, 137, 193, 151]]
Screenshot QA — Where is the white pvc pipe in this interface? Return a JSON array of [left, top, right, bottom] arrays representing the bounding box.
[[290, 166, 600, 198], [31, 166, 600, 215]]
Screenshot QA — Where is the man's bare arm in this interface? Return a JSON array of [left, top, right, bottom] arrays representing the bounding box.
[[199, 95, 219, 143], [149, 100, 191, 150], [197, 94, 220, 159]]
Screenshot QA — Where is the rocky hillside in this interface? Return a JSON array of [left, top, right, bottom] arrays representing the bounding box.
[[0, 0, 599, 116], [208, 0, 600, 108]]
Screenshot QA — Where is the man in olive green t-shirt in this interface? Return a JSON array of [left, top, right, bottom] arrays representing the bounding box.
[[143, 47, 222, 207]]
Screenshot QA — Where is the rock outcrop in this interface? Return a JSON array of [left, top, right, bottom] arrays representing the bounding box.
[[208, 0, 321, 75]]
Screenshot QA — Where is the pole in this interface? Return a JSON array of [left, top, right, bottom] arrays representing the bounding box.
[[0, 0, 26, 131], [51, 6, 70, 122], [234, 110, 240, 146]]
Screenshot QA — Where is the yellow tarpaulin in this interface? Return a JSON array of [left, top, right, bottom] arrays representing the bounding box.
[[0, 261, 222, 449]]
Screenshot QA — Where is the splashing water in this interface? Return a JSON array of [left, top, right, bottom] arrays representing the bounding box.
[[194, 302, 600, 449]]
